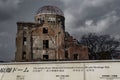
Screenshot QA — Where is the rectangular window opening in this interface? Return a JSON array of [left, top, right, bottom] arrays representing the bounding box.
[[23, 37, 26, 41], [43, 55, 49, 60], [23, 37, 27, 45], [74, 54, 78, 60], [43, 28, 48, 33], [65, 50, 68, 58], [23, 27, 28, 30], [43, 40, 49, 49], [22, 52, 26, 60]]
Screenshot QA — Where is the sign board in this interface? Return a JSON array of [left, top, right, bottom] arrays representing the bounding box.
[[0, 61, 120, 80]]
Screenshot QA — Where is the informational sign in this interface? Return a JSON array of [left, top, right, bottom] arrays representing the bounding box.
[[0, 61, 120, 80]]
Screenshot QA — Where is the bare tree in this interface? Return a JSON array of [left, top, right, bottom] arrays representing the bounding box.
[[80, 33, 120, 60]]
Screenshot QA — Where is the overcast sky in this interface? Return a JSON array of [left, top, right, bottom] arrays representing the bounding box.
[[0, 0, 120, 61]]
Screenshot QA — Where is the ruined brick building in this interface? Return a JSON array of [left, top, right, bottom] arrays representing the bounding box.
[[15, 5, 89, 61]]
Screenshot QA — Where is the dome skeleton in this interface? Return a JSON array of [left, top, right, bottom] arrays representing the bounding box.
[[36, 5, 64, 16]]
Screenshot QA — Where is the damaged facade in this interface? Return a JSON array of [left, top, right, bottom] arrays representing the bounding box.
[[15, 5, 89, 61]]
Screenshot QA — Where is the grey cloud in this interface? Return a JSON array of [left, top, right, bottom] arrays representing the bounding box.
[[0, 32, 11, 37], [77, 13, 119, 33], [0, 11, 12, 21], [0, 0, 23, 22], [0, 32, 14, 61], [61, 0, 120, 36]]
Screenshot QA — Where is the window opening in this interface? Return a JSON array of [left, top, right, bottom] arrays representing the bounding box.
[[65, 50, 68, 58], [43, 40, 49, 49], [43, 28, 48, 33], [22, 52, 26, 60], [74, 54, 78, 60], [23, 37, 27, 45], [43, 55, 49, 60]]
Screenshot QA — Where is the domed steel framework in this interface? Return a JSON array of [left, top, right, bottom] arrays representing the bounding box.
[[37, 5, 64, 16]]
